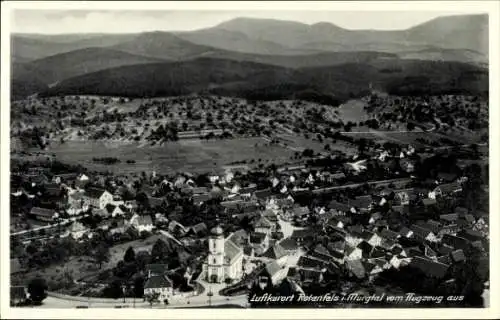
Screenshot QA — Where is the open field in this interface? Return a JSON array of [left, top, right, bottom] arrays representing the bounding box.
[[24, 137, 294, 174]]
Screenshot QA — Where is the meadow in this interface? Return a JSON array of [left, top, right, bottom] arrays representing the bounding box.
[[35, 137, 295, 174]]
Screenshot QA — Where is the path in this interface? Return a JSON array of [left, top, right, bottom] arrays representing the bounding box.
[[312, 177, 412, 194]]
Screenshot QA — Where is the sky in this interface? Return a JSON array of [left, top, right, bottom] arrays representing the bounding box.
[[10, 10, 466, 34]]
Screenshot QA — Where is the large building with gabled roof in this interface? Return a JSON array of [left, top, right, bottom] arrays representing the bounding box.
[[203, 225, 244, 284]]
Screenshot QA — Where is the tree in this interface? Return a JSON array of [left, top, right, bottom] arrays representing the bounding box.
[[124, 246, 136, 263], [93, 245, 110, 269], [28, 277, 48, 305]]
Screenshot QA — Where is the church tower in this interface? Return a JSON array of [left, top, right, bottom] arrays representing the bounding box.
[[207, 224, 225, 283]]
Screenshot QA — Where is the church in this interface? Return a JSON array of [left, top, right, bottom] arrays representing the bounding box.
[[203, 225, 244, 283]]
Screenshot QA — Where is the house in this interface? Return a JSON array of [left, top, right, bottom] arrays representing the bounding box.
[[254, 216, 274, 234], [228, 229, 250, 247], [193, 193, 210, 205], [346, 259, 366, 280], [350, 195, 373, 212], [409, 256, 449, 279], [361, 231, 382, 247], [84, 188, 113, 209], [144, 275, 174, 301], [145, 264, 168, 277], [203, 225, 244, 283], [168, 221, 188, 237], [309, 244, 334, 263], [30, 207, 58, 222], [431, 182, 463, 198], [264, 260, 288, 285], [439, 213, 459, 225], [67, 221, 87, 240], [344, 245, 363, 261], [378, 229, 400, 242], [363, 260, 385, 281], [261, 243, 288, 266], [357, 240, 374, 258], [279, 237, 301, 254], [411, 225, 438, 242], [130, 214, 154, 232], [290, 229, 314, 246], [458, 229, 483, 242], [105, 204, 126, 218], [188, 222, 208, 237], [327, 200, 353, 215], [389, 255, 411, 269], [442, 234, 470, 251], [52, 173, 79, 185], [451, 249, 466, 263], [250, 232, 270, 255], [10, 286, 27, 306]]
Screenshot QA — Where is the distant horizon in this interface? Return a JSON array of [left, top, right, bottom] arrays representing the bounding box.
[[10, 10, 480, 35]]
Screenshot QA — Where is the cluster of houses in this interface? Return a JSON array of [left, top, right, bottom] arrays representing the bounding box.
[[10, 141, 488, 302]]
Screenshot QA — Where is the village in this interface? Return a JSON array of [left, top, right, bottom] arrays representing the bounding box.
[[9, 133, 489, 308]]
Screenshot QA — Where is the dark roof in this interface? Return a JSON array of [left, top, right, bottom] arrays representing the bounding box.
[[327, 200, 351, 212], [298, 255, 328, 270], [190, 222, 207, 234], [55, 173, 79, 181], [254, 216, 273, 229], [136, 215, 153, 226], [279, 238, 299, 251], [357, 241, 374, 256], [346, 259, 366, 279], [435, 182, 462, 194], [399, 226, 413, 237], [193, 193, 210, 204], [30, 206, 56, 217], [437, 255, 452, 265], [410, 256, 449, 279], [292, 206, 310, 217], [440, 213, 459, 223], [458, 229, 483, 241], [254, 188, 273, 199], [451, 249, 466, 263], [149, 196, 166, 208], [261, 244, 287, 260], [192, 187, 209, 194], [438, 244, 455, 255], [379, 229, 400, 241], [411, 225, 433, 239], [228, 229, 249, 246], [417, 221, 440, 235], [85, 187, 108, 199], [455, 207, 469, 215], [422, 198, 437, 206], [349, 195, 373, 209], [290, 229, 314, 240], [442, 234, 470, 251], [250, 232, 268, 245], [146, 264, 168, 276], [105, 203, 118, 213], [144, 275, 173, 289]]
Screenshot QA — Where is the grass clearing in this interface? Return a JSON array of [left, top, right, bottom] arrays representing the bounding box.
[[31, 137, 294, 174]]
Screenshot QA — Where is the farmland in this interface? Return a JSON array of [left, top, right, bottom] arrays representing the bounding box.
[[23, 137, 295, 174]]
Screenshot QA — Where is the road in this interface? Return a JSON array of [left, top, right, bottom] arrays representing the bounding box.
[[38, 292, 248, 309], [312, 177, 412, 194], [12, 214, 90, 237]]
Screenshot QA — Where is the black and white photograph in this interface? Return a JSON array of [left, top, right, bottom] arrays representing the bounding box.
[[1, 1, 498, 318]]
